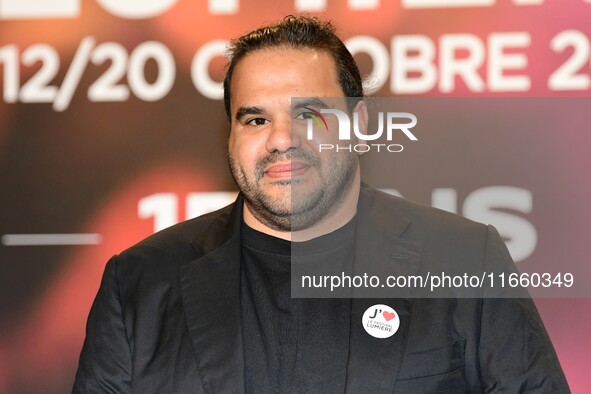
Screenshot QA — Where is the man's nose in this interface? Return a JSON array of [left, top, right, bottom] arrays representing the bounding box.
[[265, 119, 302, 153]]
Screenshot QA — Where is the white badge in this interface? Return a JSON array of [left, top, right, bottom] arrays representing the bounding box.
[[362, 304, 400, 339]]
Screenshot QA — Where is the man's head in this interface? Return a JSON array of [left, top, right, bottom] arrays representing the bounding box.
[[224, 16, 367, 237], [223, 15, 363, 121]]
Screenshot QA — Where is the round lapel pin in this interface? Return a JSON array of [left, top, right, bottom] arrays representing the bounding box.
[[362, 304, 400, 339]]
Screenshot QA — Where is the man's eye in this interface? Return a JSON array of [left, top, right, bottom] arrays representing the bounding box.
[[246, 118, 268, 126], [296, 111, 315, 119]]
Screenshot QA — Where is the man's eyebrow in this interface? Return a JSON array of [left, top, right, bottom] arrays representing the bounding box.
[[235, 106, 264, 121], [292, 97, 331, 111]]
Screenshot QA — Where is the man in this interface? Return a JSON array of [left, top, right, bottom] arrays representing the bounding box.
[[73, 16, 570, 393]]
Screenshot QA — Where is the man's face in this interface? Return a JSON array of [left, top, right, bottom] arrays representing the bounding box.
[[228, 47, 358, 232]]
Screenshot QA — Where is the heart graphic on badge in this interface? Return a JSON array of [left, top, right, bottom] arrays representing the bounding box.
[[383, 311, 396, 321]]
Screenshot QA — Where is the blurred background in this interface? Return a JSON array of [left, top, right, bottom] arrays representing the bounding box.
[[1, 0, 590, 392]]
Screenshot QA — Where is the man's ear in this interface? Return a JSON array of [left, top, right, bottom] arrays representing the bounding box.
[[353, 100, 369, 154]]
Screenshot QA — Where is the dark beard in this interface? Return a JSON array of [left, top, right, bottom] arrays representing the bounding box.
[[228, 150, 318, 231], [228, 148, 356, 232]]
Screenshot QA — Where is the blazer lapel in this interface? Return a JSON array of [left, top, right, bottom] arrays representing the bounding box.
[[179, 200, 245, 394], [345, 187, 423, 392]]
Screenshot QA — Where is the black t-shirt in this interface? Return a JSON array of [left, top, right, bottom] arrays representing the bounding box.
[[240, 219, 357, 393]]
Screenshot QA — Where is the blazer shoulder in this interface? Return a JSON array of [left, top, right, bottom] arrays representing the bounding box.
[[116, 201, 236, 267], [367, 188, 500, 267], [371, 187, 488, 236]]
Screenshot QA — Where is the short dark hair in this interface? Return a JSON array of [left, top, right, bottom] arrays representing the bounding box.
[[223, 15, 363, 121]]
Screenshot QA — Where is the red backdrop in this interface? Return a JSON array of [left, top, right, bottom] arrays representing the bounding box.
[[1, 0, 590, 392]]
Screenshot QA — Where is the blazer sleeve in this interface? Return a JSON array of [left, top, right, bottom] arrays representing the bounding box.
[[478, 225, 570, 393], [72, 256, 132, 394]]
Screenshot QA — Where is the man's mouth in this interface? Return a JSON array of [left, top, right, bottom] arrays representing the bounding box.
[[265, 161, 310, 178]]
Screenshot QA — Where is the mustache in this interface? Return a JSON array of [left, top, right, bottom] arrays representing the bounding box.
[[255, 149, 320, 180]]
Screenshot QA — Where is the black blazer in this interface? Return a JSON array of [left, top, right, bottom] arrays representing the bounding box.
[[73, 186, 569, 393]]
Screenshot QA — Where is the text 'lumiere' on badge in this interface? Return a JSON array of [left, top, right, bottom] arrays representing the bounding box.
[[362, 304, 400, 339]]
